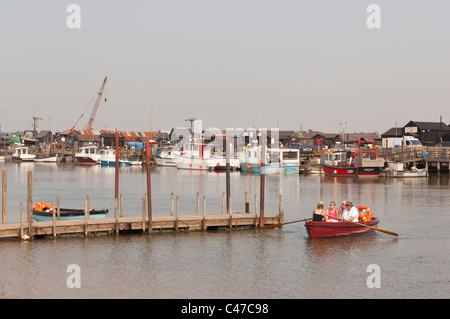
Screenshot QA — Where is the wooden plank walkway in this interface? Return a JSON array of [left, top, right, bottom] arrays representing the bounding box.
[[0, 212, 282, 240]]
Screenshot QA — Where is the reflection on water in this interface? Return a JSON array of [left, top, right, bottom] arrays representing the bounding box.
[[0, 161, 449, 298]]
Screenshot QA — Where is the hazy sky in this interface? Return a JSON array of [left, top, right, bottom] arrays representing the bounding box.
[[1, 1, 449, 135]]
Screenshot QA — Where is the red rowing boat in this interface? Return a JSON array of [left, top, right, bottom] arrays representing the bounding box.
[[305, 217, 380, 239]]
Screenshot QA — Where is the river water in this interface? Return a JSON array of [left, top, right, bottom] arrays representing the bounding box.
[[0, 161, 449, 299]]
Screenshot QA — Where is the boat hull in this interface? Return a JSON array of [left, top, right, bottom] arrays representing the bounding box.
[[32, 208, 109, 221], [305, 217, 380, 239], [240, 163, 299, 174], [154, 156, 176, 167], [174, 154, 209, 170], [75, 156, 99, 165], [321, 163, 380, 177], [100, 160, 130, 167]]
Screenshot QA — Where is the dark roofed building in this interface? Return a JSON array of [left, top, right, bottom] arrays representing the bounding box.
[[403, 121, 450, 146]]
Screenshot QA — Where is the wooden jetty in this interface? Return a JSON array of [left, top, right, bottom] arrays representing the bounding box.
[[0, 212, 282, 240]]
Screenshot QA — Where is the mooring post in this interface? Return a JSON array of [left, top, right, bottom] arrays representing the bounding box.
[[202, 196, 206, 231], [279, 194, 284, 224], [2, 169, 6, 224], [197, 192, 200, 215], [120, 194, 124, 217], [57, 196, 60, 220], [254, 195, 258, 227], [115, 130, 119, 215], [245, 191, 249, 213], [52, 200, 56, 238], [259, 131, 266, 228], [27, 170, 33, 239], [115, 196, 119, 235], [142, 196, 146, 233], [146, 137, 152, 229], [171, 193, 174, 216], [175, 196, 179, 231], [84, 197, 88, 236], [229, 195, 232, 230], [20, 202, 24, 239], [221, 192, 225, 214], [226, 137, 231, 214]]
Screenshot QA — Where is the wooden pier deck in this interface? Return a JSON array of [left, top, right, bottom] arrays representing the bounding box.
[[0, 212, 282, 240]]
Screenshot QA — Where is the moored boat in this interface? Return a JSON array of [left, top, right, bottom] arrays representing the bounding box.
[[321, 139, 385, 177], [305, 217, 380, 239], [75, 145, 101, 165], [32, 202, 109, 221], [153, 147, 176, 167], [12, 146, 36, 162], [239, 145, 300, 174]]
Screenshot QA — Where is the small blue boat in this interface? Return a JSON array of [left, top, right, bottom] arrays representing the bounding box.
[[32, 204, 109, 221]]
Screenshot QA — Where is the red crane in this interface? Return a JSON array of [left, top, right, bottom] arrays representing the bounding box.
[[83, 76, 108, 130]]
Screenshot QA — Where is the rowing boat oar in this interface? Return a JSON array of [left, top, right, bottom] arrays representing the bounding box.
[[266, 217, 313, 229], [325, 214, 398, 237]]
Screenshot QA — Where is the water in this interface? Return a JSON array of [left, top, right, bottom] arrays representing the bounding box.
[[0, 161, 449, 299]]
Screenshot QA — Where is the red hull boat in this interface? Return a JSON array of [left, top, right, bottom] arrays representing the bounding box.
[[321, 139, 385, 177], [305, 217, 380, 239]]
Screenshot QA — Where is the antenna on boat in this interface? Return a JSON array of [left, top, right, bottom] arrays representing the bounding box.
[[340, 121, 347, 151]]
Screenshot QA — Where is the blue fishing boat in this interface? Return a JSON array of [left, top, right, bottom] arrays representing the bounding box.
[[100, 148, 130, 166], [239, 146, 299, 174]]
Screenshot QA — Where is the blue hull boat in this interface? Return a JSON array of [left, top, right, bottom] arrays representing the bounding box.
[[33, 208, 109, 221]]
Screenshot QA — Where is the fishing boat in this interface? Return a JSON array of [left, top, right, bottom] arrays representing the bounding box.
[[305, 217, 380, 239], [34, 156, 57, 162], [100, 148, 130, 166], [381, 163, 427, 178], [12, 146, 36, 162], [239, 145, 300, 174], [75, 145, 101, 165], [153, 147, 176, 167], [321, 139, 385, 177], [173, 142, 211, 170], [206, 153, 240, 171], [32, 202, 109, 221]]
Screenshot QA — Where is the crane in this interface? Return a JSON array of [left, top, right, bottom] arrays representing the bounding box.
[[83, 76, 108, 130]]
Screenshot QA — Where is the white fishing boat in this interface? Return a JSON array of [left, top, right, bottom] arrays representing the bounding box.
[[173, 142, 211, 170], [381, 163, 428, 178], [12, 146, 36, 162], [153, 147, 176, 167], [75, 145, 101, 165], [206, 153, 240, 170], [100, 148, 130, 166], [239, 144, 300, 174], [34, 156, 57, 162]]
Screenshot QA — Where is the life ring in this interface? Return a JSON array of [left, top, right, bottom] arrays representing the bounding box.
[[357, 205, 372, 221], [33, 202, 54, 212]]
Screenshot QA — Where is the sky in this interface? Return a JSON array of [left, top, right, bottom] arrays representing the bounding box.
[[0, 0, 449, 135]]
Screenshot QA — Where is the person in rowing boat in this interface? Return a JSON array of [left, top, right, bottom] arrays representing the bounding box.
[[312, 201, 327, 222], [337, 201, 346, 219], [342, 201, 359, 222], [326, 201, 339, 222]]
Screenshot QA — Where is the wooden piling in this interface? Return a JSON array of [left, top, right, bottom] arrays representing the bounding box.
[[254, 195, 258, 227], [115, 196, 119, 235], [84, 197, 88, 236], [221, 192, 225, 214], [2, 170, 6, 224], [259, 132, 266, 228], [115, 130, 119, 209], [57, 196, 60, 220], [142, 196, 146, 232], [245, 191, 249, 213], [197, 192, 200, 215], [171, 193, 174, 216], [52, 200, 56, 238], [174, 196, 179, 231], [279, 194, 284, 224], [20, 202, 23, 239], [226, 137, 231, 214], [229, 195, 232, 230], [27, 171, 33, 239], [120, 194, 124, 217], [202, 196, 206, 231], [146, 137, 152, 229]]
